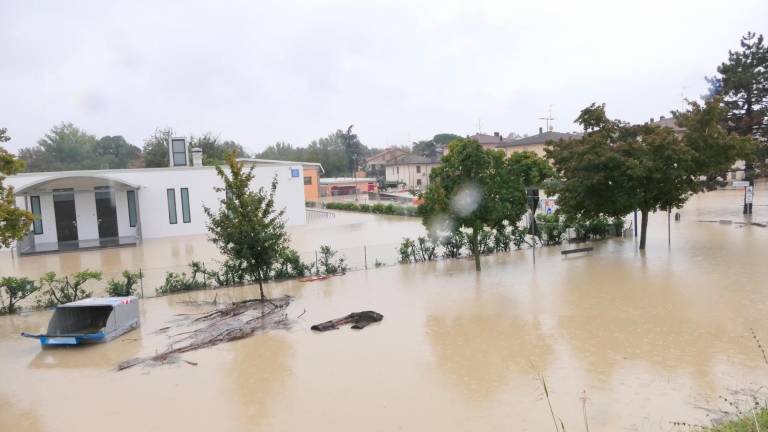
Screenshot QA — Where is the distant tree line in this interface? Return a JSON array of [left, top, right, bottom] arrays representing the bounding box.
[[255, 125, 376, 178], [15, 123, 249, 172]]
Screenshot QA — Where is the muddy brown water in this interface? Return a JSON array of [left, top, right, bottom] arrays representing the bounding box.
[[2, 187, 768, 431]]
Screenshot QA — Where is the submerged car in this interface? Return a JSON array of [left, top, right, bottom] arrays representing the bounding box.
[[22, 296, 140, 346]]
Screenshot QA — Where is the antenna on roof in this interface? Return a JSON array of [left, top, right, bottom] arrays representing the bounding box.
[[477, 118, 482, 133], [538, 105, 554, 134]]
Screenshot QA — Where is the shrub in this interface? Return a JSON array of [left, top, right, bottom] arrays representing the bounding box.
[[105, 270, 144, 297], [357, 203, 371, 213], [441, 231, 465, 258], [493, 226, 512, 252], [0, 277, 39, 314], [156, 271, 208, 295], [478, 230, 495, 255], [273, 249, 310, 280], [536, 213, 567, 246], [415, 237, 438, 261], [37, 270, 101, 307], [318, 245, 347, 275], [399, 238, 416, 263], [511, 226, 528, 249]]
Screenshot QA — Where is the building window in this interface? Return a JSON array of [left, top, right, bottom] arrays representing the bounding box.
[[181, 188, 191, 223], [30, 196, 43, 234], [396, 166, 399, 174], [416, 165, 421, 173], [127, 190, 137, 228], [167, 189, 177, 224], [171, 138, 187, 167], [304, 176, 312, 185], [416, 179, 422, 187]]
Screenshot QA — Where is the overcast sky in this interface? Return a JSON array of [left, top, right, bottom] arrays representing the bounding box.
[[1, 0, 767, 155]]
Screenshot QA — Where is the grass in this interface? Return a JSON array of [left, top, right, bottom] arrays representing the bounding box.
[[705, 408, 768, 431]]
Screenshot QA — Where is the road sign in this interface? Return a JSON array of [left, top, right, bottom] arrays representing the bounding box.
[[733, 180, 750, 187], [746, 186, 754, 204]]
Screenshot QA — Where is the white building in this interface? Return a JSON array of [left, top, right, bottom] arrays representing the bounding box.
[[5, 141, 307, 255], [384, 155, 439, 191]]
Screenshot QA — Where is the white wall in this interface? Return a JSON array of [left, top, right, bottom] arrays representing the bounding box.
[[5, 163, 307, 245], [34, 194, 58, 244]]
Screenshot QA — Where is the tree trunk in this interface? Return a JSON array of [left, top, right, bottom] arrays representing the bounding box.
[[257, 270, 265, 300], [639, 209, 649, 250], [471, 227, 481, 272]]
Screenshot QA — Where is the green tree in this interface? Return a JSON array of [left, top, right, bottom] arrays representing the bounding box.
[[94, 135, 142, 169], [506, 151, 554, 187], [708, 32, 768, 139], [0, 277, 39, 314], [618, 125, 698, 249], [0, 128, 34, 247], [412, 133, 461, 158], [547, 103, 739, 250], [189, 132, 248, 165], [256, 129, 380, 177], [142, 128, 174, 168], [204, 153, 291, 299], [18, 124, 140, 171], [674, 98, 757, 187], [419, 138, 527, 271], [19, 123, 98, 171], [707, 32, 768, 175], [342, 125, 364, 174], [546, 105, 635, 226]]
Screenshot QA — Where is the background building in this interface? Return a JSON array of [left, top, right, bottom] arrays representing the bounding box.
[[496, 129, 581, 157], [384, 155, 439, 191], [319, 177, 378, 199]]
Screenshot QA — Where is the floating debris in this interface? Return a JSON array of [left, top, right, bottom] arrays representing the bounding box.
[[311, 311, 383, 332], [117, 295, 292, 371]]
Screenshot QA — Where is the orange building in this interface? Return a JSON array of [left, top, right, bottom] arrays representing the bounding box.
[[302, 163, 323, 203]]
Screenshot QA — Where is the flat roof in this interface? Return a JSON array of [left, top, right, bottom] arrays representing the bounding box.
[[59, 296, 138, 307], [320, 177, 377, 184], [9, 158, 316, 178]]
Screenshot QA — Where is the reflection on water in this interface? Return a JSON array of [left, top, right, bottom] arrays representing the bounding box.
[[425, 292, 553, 404], [0, 186, 768, 431]]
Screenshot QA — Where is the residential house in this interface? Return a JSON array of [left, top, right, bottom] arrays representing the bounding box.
[[496, 129, 581, 157], [468, 132, 505, 150], [385, 154, 439, 191], [364, 148, 408, 175]]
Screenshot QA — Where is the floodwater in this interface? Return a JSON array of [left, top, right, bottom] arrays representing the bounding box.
[[1, 186, 768, 431], [0, 211, 428, 296]]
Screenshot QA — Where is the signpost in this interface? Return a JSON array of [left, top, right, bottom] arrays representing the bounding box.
[[526, 187, 539, 265], [733, 180, 754, 215]]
